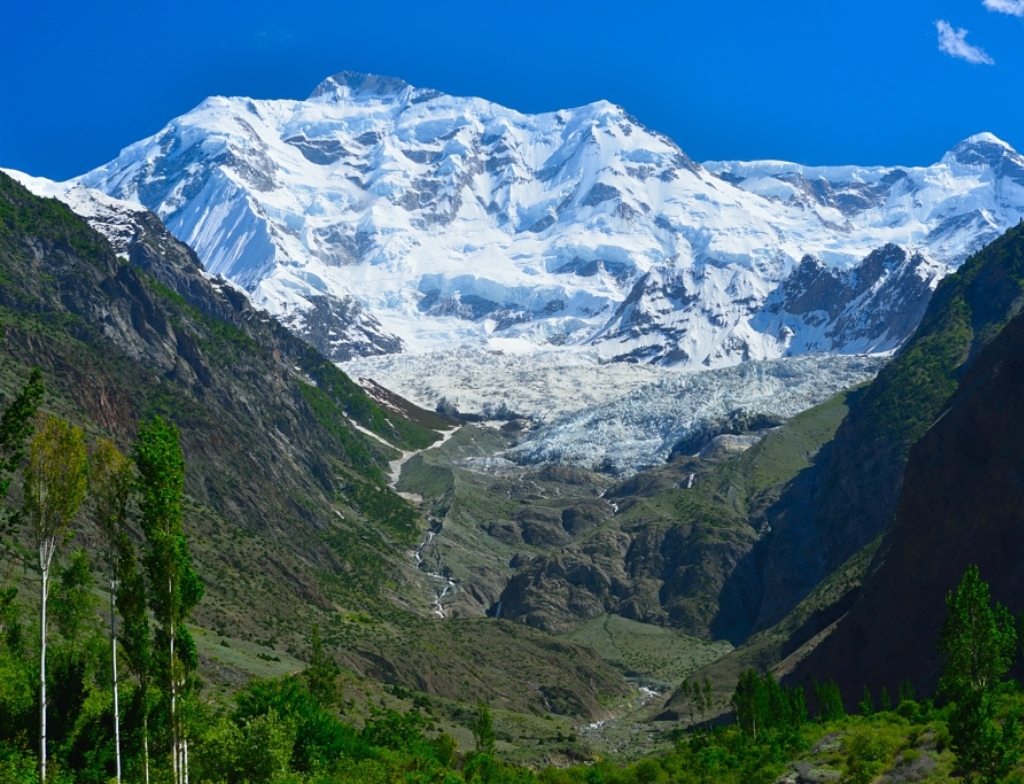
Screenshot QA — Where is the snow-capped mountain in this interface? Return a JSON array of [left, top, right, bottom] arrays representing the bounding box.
[[74, 72, 1024, 366]]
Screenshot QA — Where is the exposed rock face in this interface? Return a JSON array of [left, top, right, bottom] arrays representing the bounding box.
[[752, 245, 946, 356], [790, 301, 1024, 699], [698, 434, 761, 459], [277, 292, 404, 361], [494, 456, 765, 637]]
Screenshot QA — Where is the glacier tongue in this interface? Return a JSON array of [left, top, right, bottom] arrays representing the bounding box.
[[505, 354, 886, 475], [344, 349, 885, 476], [69, 71, 1024, 368]]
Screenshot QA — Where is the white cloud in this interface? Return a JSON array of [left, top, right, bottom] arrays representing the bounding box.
[[936, 20, 995, 64], [983, 0, 1024, 17]]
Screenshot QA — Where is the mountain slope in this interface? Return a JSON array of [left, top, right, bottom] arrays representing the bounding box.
[[789, 290, 1024, 699], [730, 220, 1024, 635], [76, 72, 1024, 367], [0, 171, 631, 717], [391, 385, 863, 640]]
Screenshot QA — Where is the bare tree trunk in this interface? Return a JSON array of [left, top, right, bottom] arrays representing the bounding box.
[[143, 706, 150, 784], [169, 627, 177, 784], [110, 571, 122, 784], [39, 559, 48, 784], [38, 539, 55, 784]]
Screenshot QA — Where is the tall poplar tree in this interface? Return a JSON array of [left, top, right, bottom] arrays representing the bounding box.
[[135, 417, 203, 784], [92, 439, 134, 784], [117, 532, 151, 784], [25, 415, 88, 784]]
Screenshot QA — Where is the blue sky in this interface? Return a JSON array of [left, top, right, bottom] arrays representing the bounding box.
[[2, 0, 1022, 180]]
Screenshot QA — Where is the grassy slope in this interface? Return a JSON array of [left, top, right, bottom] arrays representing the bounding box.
[[394, 385, 860, 695], [854, 219, 1024, 457], [567, 614, 733, 690]]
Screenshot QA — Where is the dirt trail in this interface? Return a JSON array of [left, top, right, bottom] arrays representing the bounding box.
[[388, 426, 459, 493]]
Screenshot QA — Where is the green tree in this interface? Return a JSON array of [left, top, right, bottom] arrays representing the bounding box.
[[879, 686, 893, 712], [679, 677, 714, 729], [25, 415, 88, 784], [52, 548, 94, 649], [731, 670, 769, 740], [731, 670, 806, 742], [858, 685, 874, 717], [471, 700, 496, 756], [135, 416, 203, 784], [939, 565, 1017, 700], [91, 439, 134, 784], [304, 624, 339, 707], [938, 564, 1023, 783], [0, 583, 24, 654], [813, 679, 845, 722], [116, 532, 151, 784], [0, 366, 43, 506]]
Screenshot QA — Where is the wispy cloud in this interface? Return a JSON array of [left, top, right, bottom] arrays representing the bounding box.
[[983, 0, 1024, 17], [936, 20, 995, 64]]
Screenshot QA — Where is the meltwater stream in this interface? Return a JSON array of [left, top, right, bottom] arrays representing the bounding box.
[[412, 526, 456, 618]]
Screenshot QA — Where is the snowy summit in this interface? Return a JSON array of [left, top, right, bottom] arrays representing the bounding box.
[[29, 71, 1024, 367]]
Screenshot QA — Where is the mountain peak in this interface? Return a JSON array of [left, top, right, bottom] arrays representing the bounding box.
[[944, 132, 1019, 167], [309, 71, 418, 101]]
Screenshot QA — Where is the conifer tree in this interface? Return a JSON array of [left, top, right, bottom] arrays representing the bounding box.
[[135, 417, 203, 784], [939, 564, 1023, 783], [304, 624, 339, 707], [471, 700, 496, 756], [25, 415, 88, 784]]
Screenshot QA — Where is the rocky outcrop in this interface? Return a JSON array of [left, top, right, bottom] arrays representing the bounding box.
[[752, 245, 948, 355]]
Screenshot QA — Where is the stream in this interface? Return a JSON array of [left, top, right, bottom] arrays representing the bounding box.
[[342, 416, 462, 616], [411, 526, 457, 618]]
